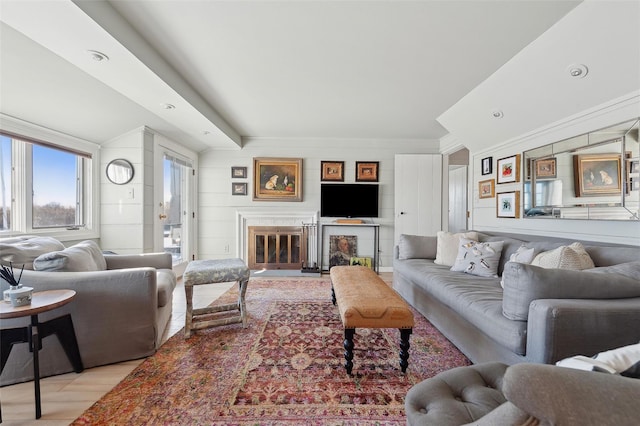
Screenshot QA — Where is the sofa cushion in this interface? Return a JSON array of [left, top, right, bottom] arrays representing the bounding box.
[[0, 236, 65, 270], [502, 262, 640, 321], [556, 343, 640, 377], [450, 238, 504, 278], [398, 234, 437, 260], [434, 231, 479, 266], [588, 260, 640, 279], [33, 240, 107, 272], [530, 242, 594, 270]]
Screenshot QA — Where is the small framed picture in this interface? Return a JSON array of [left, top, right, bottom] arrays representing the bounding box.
[[497, 154, 521, 184], [496, 191, 520, 218], [356, 161, 379, 182], [478, 179, 495, 199], [231, 166, 247, 179], [232, 182, 247, 195], [321, 161, 344, 181], [629, 160, 639, 176], [573, 153, 622, 197], [534, 158, 557, 179], [481, 157, 492, 175]]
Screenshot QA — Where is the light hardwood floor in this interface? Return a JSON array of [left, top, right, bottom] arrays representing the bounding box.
[[0, 278, 235, 425], [1, 273, 393, 425]]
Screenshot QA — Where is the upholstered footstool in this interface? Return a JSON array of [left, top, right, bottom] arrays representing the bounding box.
[[404, 362, 509, 426], [183, 258, 250, 338], [330, 265, 414, 374]]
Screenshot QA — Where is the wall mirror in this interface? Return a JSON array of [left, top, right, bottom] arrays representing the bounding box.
[[523, 118, 639, 221], [106, 159, 134, 185]]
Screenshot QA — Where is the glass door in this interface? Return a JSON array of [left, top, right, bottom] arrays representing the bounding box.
[[159, 152, 192, 271]]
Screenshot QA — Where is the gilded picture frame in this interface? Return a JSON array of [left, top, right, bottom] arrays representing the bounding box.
[[356, 161, 379, 182], [321, 161, 344, 181], [573, 153, 622, 197], [535, 158, 557, 179], [253, 157, 303, 201], [479, 179, 495, 199]]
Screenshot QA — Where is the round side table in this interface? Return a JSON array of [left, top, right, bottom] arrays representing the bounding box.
[[1, 289, 84, 420]]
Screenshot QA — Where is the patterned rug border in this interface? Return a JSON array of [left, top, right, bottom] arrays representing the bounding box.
[[73, 278, 470, 425]]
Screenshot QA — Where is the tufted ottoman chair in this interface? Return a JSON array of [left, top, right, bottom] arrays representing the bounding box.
[[404, 362, 510, 426]]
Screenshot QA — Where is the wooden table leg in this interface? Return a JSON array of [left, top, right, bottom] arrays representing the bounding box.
[[29, 314, 41, 419], [344, 328, 355, 375], [399, 328, 412, 373]]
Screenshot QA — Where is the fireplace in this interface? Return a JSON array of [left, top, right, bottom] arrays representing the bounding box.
[[236, 210, 319, 273]]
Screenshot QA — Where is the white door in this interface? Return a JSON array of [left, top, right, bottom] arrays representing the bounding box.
[[394, 154, 442, 243], [448, 165, 468, 233]]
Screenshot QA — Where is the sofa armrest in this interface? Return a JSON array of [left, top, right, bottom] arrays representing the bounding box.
[[503, 363, 640, 426], [2, 268, 159, 365], [105, 252, 173, 270], [526, 298, 640, 364]]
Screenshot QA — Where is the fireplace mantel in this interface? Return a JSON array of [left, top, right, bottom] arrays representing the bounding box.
[[235, 209, 318, 261]]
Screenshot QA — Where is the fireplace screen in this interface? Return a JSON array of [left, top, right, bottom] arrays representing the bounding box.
[[248, 226, 305, 270]]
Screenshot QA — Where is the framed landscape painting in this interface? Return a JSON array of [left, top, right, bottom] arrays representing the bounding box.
[[573, 153, 622, 197], [497, 154, 521, 184], [253, 157, 303, 201]]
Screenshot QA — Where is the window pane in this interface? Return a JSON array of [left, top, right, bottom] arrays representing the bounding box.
[[32, 144, 79, 228], [0, 135, 11, 230]]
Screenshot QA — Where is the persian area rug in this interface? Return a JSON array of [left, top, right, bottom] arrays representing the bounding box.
[[73, 278, 470, 425]]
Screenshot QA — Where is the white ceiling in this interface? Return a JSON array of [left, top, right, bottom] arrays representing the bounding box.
[[0, 0, 597, 152]]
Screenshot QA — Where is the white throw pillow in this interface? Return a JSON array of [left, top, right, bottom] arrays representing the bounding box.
[[500, 244, 536, 288], [531, 242, 594, 270], [33, 240, 107, 272], [450, 238, 504, 278], [434, 231, 479, 267]]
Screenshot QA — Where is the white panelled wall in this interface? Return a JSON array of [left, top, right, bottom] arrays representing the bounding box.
[[469, 94, 640, 246], [197, 138, 439, 270]]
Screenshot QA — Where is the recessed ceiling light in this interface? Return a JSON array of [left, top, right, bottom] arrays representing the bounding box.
[[491, 110, 504, 119], [567, 64, 588, 78], [87, 50, 109, 62], [161, 103, 176, 110]]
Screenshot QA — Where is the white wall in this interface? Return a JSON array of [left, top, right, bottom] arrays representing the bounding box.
[[197, 138, 439, 269], [469, 93, 640, 246]]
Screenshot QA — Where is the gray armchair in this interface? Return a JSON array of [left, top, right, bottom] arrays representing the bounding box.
[[0, 236, 176, 386], [405, 362, 640, 425]]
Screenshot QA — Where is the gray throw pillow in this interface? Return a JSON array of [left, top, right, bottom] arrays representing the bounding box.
[[398, 234, 437, 260], [450, 238, 504, 278], [33, 240, 107, 272], [0, 236, 65, 270], [502, 262, 640, 321]]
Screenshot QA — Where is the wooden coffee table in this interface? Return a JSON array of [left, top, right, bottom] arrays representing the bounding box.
[[0, 289, 84, 420]]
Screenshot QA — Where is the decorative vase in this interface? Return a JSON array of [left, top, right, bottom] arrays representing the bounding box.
[[6, 285, 33, 307], [3, 284, 21, 303]]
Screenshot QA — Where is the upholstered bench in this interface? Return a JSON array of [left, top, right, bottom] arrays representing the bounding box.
[[183, 258, 250, 338], [330, 265, 414, 374]]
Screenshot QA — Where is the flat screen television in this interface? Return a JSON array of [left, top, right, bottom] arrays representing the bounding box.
[[320, 183, 379, 218]]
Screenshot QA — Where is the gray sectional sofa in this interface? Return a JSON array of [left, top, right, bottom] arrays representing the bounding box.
[[0, 236, 176, 386], [393, 231, 640, 365]]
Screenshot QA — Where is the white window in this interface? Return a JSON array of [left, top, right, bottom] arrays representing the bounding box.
[[0, 121, 98, 240]]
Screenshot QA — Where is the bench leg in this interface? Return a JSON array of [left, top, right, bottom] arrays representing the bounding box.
[[399, 328, 412, 373], [184, 284, 194, 338], [238, 278, 249, 328], [331, 284, 336, 305], [344, 328, 355, 375]]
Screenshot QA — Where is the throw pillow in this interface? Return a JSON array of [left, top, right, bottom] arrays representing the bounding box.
[[434, 231, 479, 266], [33, 240, 107, 272], [398, 234, 437, 260], [530, 242, 594, 270], [556, 343, 640, 378], [0, 236, 65, 270], [502, 262, 640, 321], [500, 244, 536, 288], [450, 238, 504, 278]]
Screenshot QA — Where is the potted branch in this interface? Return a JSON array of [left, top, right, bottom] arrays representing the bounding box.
[[1, 262, 33, 307]]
